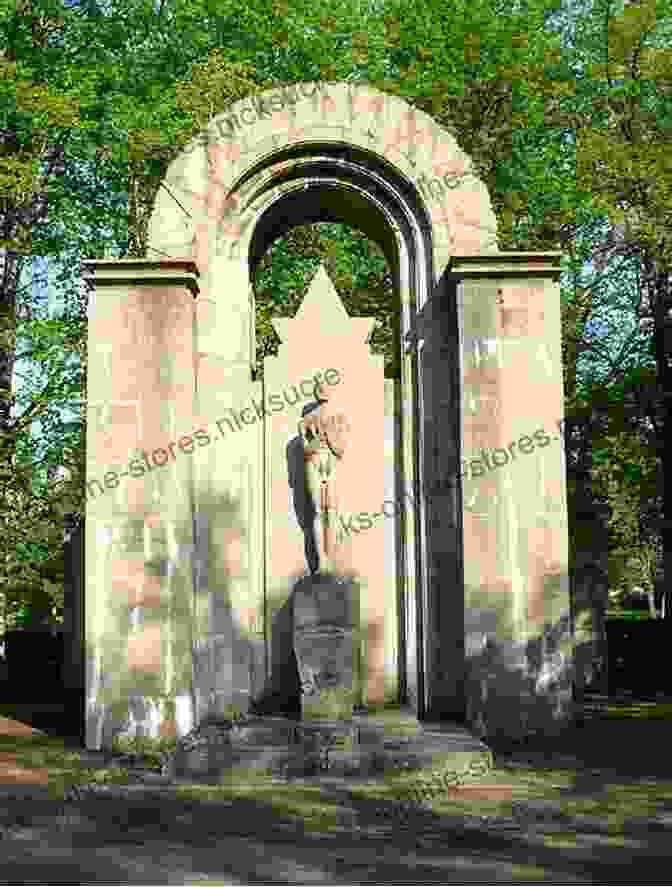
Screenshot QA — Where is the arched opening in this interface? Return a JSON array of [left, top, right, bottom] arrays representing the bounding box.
[[250, 221, 397, 718], [83, 83, 571, 750], [216, 142, 438, 717]]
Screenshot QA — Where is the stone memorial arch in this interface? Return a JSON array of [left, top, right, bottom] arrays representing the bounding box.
[[83, 81, 572, 750]]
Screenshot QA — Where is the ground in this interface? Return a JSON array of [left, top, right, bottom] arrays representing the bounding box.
[[0, 696, 671, 884]]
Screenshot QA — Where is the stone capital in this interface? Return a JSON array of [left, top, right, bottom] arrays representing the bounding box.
[[82, 258, 200, 295], [448, 252, 563, 281]]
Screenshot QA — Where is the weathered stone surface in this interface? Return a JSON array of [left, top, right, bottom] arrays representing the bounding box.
[[162, 711, 494, 785], [264, 265, 387, 710], [293, 575, 359, 721], [82, 79, 571, 751]]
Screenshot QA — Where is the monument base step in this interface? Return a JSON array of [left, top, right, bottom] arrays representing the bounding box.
[[165, 709, 494, 787]]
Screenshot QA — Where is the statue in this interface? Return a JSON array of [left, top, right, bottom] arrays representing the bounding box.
[[298, 380, 350, 574], [293, 380, 357, 722]]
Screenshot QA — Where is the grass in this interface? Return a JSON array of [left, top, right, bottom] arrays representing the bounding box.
[[6, 700, 672, 886], [601, 700, 672, 719], [606, 609, 658, 621], [172, 774, 343, 833], [3, 698, 672, 842], [341, 699, 672, 836], [474, 699, 672, 843], [0, 732, 132, 799]]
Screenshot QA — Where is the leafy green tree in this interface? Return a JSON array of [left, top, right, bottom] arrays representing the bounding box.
[[566, 0, 672, 619], [5, 0, 664, 659], [0, 0, 92, 628], [588, 368, 661, 609]]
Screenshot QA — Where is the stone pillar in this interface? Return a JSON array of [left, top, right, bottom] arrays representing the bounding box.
[[446, 253, 573, 741], [83, 259, 199, 749], [188, 247, 265, 724], [417, 283, 466, 721]]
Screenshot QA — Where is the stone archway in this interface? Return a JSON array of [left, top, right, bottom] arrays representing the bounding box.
[[146, 82, 499, 722], [83, 81, 572, 748]]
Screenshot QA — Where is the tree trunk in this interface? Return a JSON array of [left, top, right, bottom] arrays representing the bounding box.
[[0, 247, 21, 456], [645, 254, 672, 629]]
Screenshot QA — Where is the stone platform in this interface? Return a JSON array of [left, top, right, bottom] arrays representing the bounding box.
[[165, 709, 494, 788]]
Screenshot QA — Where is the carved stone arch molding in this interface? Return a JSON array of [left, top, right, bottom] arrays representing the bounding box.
[[83, 81, 572, 749], [147, 81, 499, 717], [148, 81, 498, 276]]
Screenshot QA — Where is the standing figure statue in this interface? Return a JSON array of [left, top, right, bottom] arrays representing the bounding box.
[[298, 380, 350, 574]]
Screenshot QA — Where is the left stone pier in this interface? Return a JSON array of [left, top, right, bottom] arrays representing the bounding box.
[[83, 259, 199, 750]]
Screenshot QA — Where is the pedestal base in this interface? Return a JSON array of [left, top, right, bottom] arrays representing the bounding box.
[[165, 709, 494, 786], [293, 573, 358, 721]]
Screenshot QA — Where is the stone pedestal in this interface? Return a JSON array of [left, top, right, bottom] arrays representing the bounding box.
[[292, 574, 359, 721], [165, 708, 494, 785]]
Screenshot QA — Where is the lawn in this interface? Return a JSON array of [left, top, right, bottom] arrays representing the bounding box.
[[3, 699, 672, 883], [3, 697, 672, 840]]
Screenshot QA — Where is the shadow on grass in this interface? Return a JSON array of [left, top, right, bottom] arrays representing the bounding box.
[[3, 701, 672, 882], [488, 699, 672, 781], [2, 777, 666, 885]]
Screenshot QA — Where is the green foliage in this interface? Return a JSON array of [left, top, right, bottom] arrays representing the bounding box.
[[110, 731, 179, 768], [571, 0, 672, 262], [219, 703, 246, 722], [607, 609, 655, 621], [0, 0, 668, 651], [368, 0, 586, 249], [254, 223, 395, 375], [543, 0, 672, 614]]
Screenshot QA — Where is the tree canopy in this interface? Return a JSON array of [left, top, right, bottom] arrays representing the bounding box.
[[0, 0, 670, 636]]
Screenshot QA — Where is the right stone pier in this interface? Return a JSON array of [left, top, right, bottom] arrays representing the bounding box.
[[422, 252, 574, 742]]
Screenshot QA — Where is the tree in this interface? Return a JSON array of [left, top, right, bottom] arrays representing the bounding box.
[[588, 368, 661, 607], [5, 0, 661, 658], [566, 0, 672, 620], [0, 0, 92, 626]]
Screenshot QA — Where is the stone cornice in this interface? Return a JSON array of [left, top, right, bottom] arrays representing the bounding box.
[[448, 252, 563, 280], [82, 259, 200, 295]]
